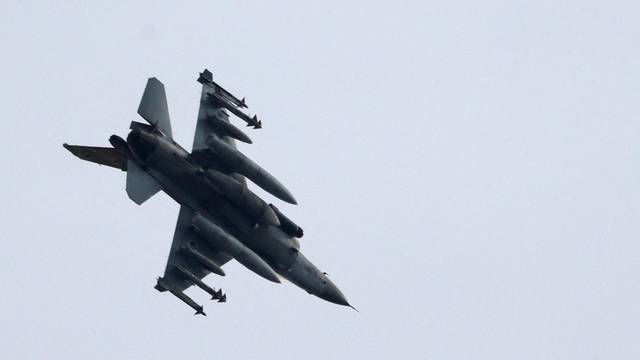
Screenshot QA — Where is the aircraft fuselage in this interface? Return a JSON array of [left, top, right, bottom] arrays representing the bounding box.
[[126, 126, 348, 305]]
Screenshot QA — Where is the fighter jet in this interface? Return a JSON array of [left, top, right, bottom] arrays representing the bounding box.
[[63, 69, 351, 315]]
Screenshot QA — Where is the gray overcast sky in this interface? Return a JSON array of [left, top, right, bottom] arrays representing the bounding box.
[[1, 1, 639, 359]]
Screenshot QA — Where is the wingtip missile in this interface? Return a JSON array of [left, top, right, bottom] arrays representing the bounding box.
[[206, 92, 262, 129], [158, 277, 208, 315], [194, 307, 207, 316], [199, 71, 249, 110], [197, 69, 214, 85]]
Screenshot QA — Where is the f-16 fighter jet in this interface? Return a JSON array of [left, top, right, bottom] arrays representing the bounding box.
[[64, 69, 351, 315]]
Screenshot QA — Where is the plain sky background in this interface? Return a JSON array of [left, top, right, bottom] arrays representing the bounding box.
[[1, 1, 639, 359]]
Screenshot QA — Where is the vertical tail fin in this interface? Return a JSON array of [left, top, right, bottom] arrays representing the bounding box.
[[137, 78, 173, 138]]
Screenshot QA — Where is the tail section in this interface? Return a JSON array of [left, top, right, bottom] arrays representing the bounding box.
[[64, 143, 161, 205], [137, 78, 173, 138]]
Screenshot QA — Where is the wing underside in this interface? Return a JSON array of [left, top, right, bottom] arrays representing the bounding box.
[[158, 206, 232, 294], [191, 78, 247, 185]]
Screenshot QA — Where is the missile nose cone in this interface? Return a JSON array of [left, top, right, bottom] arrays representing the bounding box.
[[319, 280, 349, 306]]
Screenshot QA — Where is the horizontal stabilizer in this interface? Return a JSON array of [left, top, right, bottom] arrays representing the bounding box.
[[126, 159, 161, 205], [63, 143, 127, 171], [138, 78, 173, 138]]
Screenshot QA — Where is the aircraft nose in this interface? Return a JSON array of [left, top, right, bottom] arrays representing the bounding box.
[[319, 279, 349, 306]]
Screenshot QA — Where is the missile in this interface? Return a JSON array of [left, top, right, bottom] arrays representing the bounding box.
[[181, 245, 226, 276], [204, 170, 280, 226], [247, 115, 262, 129], [197, 69, 249, 110], [205, 135, 297, 204], [157, 277, 206, 316], [197, 69, 214, 85], [206, 114, 252, 144], [191, 214, 281, 283], [173, 264, 224, 300], [206, 92, 262, 129]]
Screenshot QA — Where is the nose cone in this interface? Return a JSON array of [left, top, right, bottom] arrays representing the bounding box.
[[319, 279, 349, 306]]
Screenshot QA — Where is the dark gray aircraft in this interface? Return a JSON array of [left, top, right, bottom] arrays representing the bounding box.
[[64, 69, 351, 315]]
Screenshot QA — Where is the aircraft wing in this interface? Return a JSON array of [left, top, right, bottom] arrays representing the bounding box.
[[156, 206, 232, 296], [191, 71, 250, 186]]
